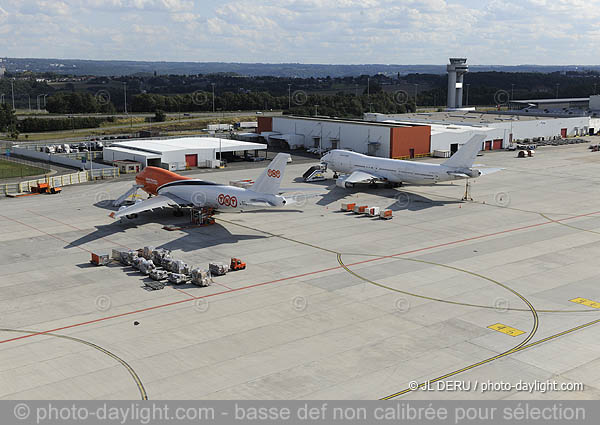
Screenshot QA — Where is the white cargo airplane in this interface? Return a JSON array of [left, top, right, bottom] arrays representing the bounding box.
[[320, 134, 500, 188], [110, 153, 300, 219]]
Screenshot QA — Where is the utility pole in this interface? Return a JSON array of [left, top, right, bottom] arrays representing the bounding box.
[[27, 94, 31, 112], [414, 84, 418, 111], [11, 79, 15, 110], [314, 104, 319, 116], [288, 84, 291, 109], [211, 83, 216, 113], [555, 83, 560, 99], [511, 84, 515, 102], [123, 82, 127, 114]]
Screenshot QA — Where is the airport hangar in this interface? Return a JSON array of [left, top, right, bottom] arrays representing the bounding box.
[[102, 137, 267, 171], [258, 112, 593, 158]]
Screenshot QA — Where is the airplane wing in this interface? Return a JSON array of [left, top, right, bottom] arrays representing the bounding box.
[[477, 167, 503, 176], [342, 170, 383, 184], [109, 195, 180, 219]]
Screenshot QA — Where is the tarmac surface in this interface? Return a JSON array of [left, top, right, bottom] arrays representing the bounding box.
[[2, 143, 600, 400]]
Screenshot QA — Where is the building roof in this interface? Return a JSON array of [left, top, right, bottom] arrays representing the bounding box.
[[511, 98, 590, 104], [108, 137, 266, 155], [281, 115, 428, 128]]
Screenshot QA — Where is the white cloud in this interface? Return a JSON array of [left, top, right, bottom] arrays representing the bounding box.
[[1, 0, 600, 64]]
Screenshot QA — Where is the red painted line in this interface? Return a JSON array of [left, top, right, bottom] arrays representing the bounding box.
[[0, 265, 342, 345], [1, 209, 598, 345], [343, 209, 600, 268]]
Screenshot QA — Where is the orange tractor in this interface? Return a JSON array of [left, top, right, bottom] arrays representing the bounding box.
[[230, 258, 246, 271]]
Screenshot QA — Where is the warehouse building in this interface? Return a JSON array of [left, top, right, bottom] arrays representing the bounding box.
[[259, 111, 595, 159], [258, 116, 432, 159], [102, 137, 267, 170]]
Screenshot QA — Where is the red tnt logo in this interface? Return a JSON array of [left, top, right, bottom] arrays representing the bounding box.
[[267, 169, 281, 178], [217, 194, 237, 207]]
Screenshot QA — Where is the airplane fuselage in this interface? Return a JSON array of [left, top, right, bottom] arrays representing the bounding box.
[[322, 150, 479, 185], [156, 180, 288, 210]]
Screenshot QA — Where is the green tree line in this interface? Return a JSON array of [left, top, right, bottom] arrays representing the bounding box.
[[17, 116, 109, 133]]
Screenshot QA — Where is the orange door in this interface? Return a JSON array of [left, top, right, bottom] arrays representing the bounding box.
[[485, 141, 492, 150], [185, 154, 198, 167], [492, 139, 502, 150]]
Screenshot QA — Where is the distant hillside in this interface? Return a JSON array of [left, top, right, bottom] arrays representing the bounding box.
[[3, 57, 600, 77]]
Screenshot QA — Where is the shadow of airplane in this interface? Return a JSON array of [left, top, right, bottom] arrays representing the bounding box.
[[313, 183, 463, 212], [67, 208, 268, 252]]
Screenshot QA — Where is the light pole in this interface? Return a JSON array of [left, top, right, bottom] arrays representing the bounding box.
[[26, 94, 31, 111], [11, 79, 15, 110], [555, 83, 560, 99], [288, 84, 291, 109], [123, 82, 127, 114], [511, 83, 515, 102], [211, 83, 215, 113], [414, 84, 418, 110]]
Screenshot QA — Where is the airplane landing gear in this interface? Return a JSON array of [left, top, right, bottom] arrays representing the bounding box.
[[462, 179, 473, 201]]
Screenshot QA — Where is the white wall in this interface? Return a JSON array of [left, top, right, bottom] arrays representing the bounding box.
[[272, 118, 391, 157], [14, 146, 114, 170], [103, 149, 150, 167], [490, 117, 590, 140]]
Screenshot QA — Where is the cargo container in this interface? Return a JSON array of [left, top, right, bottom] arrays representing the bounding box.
[[367, 206, 380, 217], [353, 205, 369, 214], [380, 209, 393, 220], [341, 202, 356, 212]]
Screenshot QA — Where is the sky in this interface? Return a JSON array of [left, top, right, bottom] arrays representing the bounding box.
[[0, 0, 599, 65]]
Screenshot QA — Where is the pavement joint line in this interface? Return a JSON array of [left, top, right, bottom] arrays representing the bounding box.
[[0, 328, 147, 400], [1, 208, 598, 345], [380, 317, 600, 399], [335, 253, 541, 400]]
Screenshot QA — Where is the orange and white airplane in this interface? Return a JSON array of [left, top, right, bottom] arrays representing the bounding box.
[[110, 153, 300, 219]]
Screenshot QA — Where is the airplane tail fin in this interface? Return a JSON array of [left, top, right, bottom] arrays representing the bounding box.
[[443, 134, 486, 169], [250, 153, 290, 195]]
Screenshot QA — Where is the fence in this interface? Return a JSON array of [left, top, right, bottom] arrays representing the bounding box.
[[392, 153, 432, 160], [0, 155, 52, 179], [0, 168, 120, 196], [11, 146, 111, 171]]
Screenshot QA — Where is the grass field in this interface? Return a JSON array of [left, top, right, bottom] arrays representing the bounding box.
[[0, 159, 47, 179], [8, 114, 259, 142]]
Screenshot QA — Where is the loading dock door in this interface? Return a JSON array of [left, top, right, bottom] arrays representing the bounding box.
[[561, 128, 567, 138], [492, 139, 502, 150], [485, 140, 492, 150], [185, 154, 198, 167]]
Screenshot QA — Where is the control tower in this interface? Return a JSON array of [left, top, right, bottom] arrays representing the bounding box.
[[447, 58, 468, 109]]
